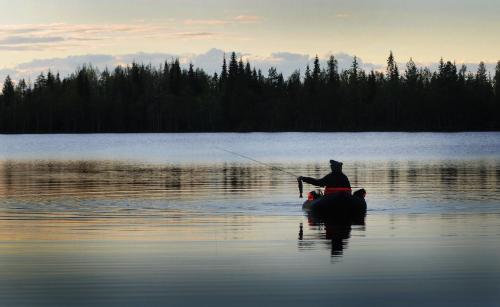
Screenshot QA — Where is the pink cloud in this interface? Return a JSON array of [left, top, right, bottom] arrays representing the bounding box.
[[183, 19, 229, 26], [233, 15, 263, 23]]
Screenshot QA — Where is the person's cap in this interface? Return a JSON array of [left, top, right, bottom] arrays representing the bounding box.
[[330, 160, 343, 170]]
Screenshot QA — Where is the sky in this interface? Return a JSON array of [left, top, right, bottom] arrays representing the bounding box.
[[1, 0, 500, 82]]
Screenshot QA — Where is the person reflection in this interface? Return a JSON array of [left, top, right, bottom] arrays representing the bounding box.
[[298, 212, 365, 257]]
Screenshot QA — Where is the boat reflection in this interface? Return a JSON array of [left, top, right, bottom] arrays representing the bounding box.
[[298, 212, 366, 258]]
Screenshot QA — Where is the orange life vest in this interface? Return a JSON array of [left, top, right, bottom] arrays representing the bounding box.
[[324, 187, 352, 195]]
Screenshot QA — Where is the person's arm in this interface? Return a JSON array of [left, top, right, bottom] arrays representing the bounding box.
[[300, 174, 330, 187]]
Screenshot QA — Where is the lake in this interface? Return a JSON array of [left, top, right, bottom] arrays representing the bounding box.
[[1, 132, 499, 306]]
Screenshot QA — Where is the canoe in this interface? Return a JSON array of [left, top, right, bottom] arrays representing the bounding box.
[[302, 189, 367, 219]]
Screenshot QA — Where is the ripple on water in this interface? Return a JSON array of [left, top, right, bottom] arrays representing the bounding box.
[[0, 133, 499, 306]]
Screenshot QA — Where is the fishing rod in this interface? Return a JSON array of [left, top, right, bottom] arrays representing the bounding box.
[[214, 146, 304, 198], [215, 146, 297, 177]]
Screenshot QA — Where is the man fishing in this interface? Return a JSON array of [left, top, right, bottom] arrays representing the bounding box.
[[298, 160, 352, 196], [216, 147, 356, 199]]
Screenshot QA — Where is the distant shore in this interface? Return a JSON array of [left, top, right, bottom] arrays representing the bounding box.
[[1, 52, 499, 133]]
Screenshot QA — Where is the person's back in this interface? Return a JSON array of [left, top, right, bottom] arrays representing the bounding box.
[[299, 160, 351, 195]]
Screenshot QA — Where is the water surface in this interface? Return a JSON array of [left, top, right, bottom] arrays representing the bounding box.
[[1, 133, 499, 306]]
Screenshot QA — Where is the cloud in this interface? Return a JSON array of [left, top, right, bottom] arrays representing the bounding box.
[[0, 22, 222, 52], [242, 52, 311, 76], [233, 15, 263, 23], [0, 18, 260, 54], [414, 61, 498, 75], [327, 52, 382, 72], [189, 48, 226, 72], [0, 35, 65, 45], [0, 23, 160, 37], [16, 54, 116, 71], [183, 19, 229, 26], [2, 47, 498, 88], [0, 45, 47, 51], [335, 13, 352, 19], [169, 32, 216, 39], [183, 15, 263, 26], [114, 52, 178, 67], [0, 49, 385, 86], [271, 52, 310, 63], [0, 68, 19, 84], [0, 35, 69, 51]]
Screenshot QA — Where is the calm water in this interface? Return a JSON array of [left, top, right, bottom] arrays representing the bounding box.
[[0, 133, 499, 306]]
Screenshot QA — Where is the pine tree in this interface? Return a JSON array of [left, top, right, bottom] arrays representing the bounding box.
[[0, 51, 497, 133], [438, 58, 445, 77], [2, 75, 15, 105], [267, 67, 279, 86], [494, 61, 500, 96], [252, 68, 258, 82], [228, 52, 238, 81], [34, 73, 46, 90], [495, 61, 500, 121], [386, 51, 399, 82], [244, 61, 252, 80], [238, 57, 245, 77], [405, 58, 418, 84], [47, 71, 55, 88], [326, 55, 338, 85], [304, 65, 311, 83], [220, 55, 228, 84], [169, 59, 182, 95], [312, 55, 321, 81], [15, 79, 27, 97], [458, 64, 467, 84], [476, 61, 488, 85], [188, 63, 195, 79], [188, 63, 196, 93], [349, 56, 359, 83]]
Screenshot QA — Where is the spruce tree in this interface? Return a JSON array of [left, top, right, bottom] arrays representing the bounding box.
[[386, 51, 399, 82], [476, 62, 488, 85], [220, 55, 228, 83], [458, 64, 467, 84], [238, 57, 245, 77], [494, 61, 500, 96], [405, 58, 418, 85], [2, 76, 15, 98], [304, 65, 311, 83], [312, 55, 321, 81], [495, 61, 500, 122], [0, 51, 498, 133], [349, 56, 359, 83], [15, 79, 27, 97], [326, 55, 338, 85], [244, 61, 252, 80], [1, 75, 15, 109], [228, 52, 238, 81]]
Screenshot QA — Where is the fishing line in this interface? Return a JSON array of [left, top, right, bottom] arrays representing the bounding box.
[[214, 146, 304, 198], [214, 146, 362, 197], [214, 146, 298, 178]]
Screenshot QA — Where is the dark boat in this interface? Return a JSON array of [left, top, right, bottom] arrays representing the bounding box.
[[302, 189, 367, 220]]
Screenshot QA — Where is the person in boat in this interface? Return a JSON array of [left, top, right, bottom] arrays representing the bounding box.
[[298, 160, 352, 195]]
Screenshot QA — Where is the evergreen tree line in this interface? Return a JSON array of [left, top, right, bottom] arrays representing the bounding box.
[[1, 52, 499, 133]]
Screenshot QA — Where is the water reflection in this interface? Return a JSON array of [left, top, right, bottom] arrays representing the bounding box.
[[0, 159, 499, 250], [0, 133, 500, 306], [298, 212, 366, 258], [0, 160, 293, 200], [1, 159, 498, 204]]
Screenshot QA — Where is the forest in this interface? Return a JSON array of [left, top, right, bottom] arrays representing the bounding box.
[[1, 52, 499, 133]]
